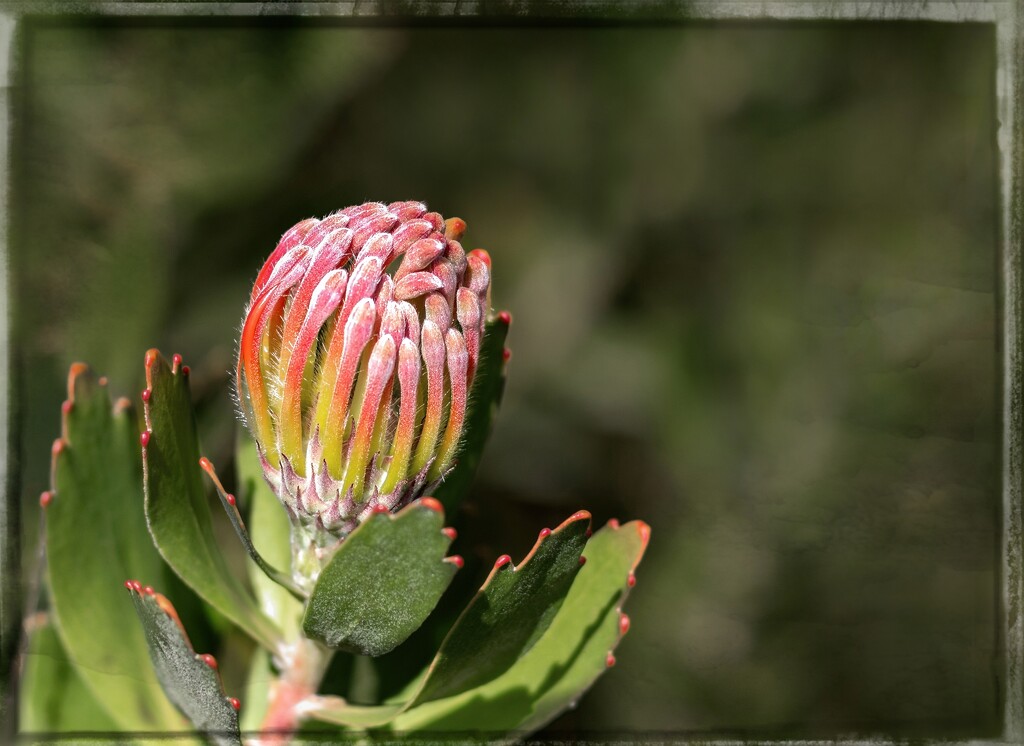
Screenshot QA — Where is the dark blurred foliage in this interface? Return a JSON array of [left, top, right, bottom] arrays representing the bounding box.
[[12, 19, 1000, 737]]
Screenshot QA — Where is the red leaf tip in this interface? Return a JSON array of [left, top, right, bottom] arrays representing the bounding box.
[[498, 310, 512, 325], [619, 613, 631, 636], [606, 653, 616, 668], [419, 496, 443, 513], [608, 518, 620, 530], [226, 494, 236, 507], [144, 349, 160, 368], [140, 431, 151, 448], [553, 510, 592, 536], [124, 580, 133, 591], [445, 217, 467, 239], [39, 491, 52, 508], [447, 555, 465, 569], [502, 347, 512, 362], [61, 400, 73, 415], [371, 504, 389, 514], [229, 697, 241, 711], [142, 388, 152, 402], [51, 439, 65, 455], [539, 528, 552, 539], [181, 365, 190, 377], [579, 556, 587, 567], [442, 527, 458, 541], [143, 586, 155, 596], [68, 361, 89, 380], [200, 654, 218, 669], [495, 554, 512, 570], [172, 353, 183, 369], [627, 572, 636, 588]]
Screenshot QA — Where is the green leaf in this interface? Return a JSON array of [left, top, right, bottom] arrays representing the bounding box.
[[238, 647, 274, 733], [432, 316, 510, 514], [199, 453, 305, 600], [299, 698, 405, 731], [44, 364, 184, 730], [304, 509, 592, 729], [127, 583, 242, 746], [142, 350, 281, 652], [238, 429, 304, 638], [415, 509, 591, 703], [390, 519, 651, 733], [19, 621, 119, 732], [302, 498, 459, 656]]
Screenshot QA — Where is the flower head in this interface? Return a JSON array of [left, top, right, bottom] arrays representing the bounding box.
[[236, 201, 492, 535]]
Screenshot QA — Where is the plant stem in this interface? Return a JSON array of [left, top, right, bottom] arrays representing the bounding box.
[[258, 637, 332, 745]]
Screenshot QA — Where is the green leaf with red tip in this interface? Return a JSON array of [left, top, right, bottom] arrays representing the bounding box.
[[44, 364, 184, 731], [432, 316, 509, 514], [304, 510, 592, 729], [414, 509, 591, 703], [19, 621, 119, 732], [142, 350, 281, 652], [302, 498, 459, 656], [389, 519, 651, 734], [127, 586, 242, 746], [200, 453, 305, 600], [237, 429, 304, 638]]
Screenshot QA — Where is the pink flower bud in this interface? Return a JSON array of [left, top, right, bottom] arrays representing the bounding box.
[[394, 271, 444, 301], [236, 202, 494, 535], [395, 237, 446, 279]]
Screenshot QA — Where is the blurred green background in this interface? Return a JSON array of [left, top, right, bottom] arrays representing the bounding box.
[[12, 19, 1000, 738]]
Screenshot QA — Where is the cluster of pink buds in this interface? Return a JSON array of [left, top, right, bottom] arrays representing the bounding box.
[[236, 201, 492, 536]]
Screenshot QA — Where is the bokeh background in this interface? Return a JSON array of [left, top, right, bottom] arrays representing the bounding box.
[[12, 18, 1001, 738]]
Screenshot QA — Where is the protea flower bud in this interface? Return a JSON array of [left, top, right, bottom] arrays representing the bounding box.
[[236, 201, 492, 537]]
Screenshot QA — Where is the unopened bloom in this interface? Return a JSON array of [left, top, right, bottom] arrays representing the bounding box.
[[236, 201, 492, 536]]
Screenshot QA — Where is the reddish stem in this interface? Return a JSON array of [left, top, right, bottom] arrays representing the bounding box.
[[259, 639, 330, 744]]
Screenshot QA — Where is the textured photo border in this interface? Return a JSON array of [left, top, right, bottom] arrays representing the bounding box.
[[0, 1, 1019, 743]]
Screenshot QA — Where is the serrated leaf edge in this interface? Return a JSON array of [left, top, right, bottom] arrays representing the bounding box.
[[314, 496, 462, 572], [522, 517, 651, 731], [304, 509, 593, 728], [199, 454, 306, 601], [140, 348, 283, 652], [42, 363, 185, 731], [301, 496, 462, 653], [124, 580, 243, 715], [387, 517, 651, 735]]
